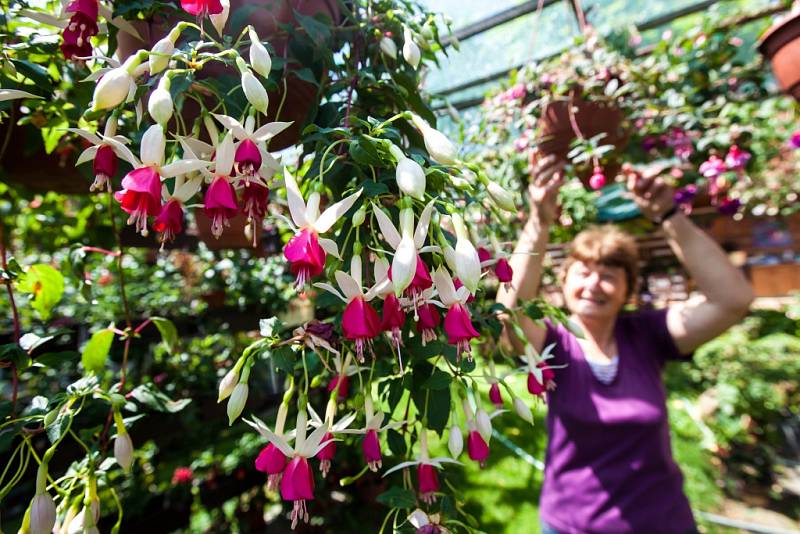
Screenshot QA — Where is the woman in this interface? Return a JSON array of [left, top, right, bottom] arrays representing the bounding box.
[[497, 155, 754, 534]]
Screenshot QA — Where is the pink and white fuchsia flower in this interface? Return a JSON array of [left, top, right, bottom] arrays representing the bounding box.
[[212, 113, 288, 184], [341, 395, 405, 472], [308, 401, 356, 478], [521, 343, 560, 399], [69, 119, 130, 192], [108, 124, 210, 236], [449, 213, 482, 294], [251, 402, 291, 492], [245, 408, 332, 529], [462, 399, 491, 468], [373, 199, 438, 299], [201, 132, 239, 238], [371, 257, 407, 369], [281, 170, 362, 288], [153, 176, 203, 247], [314, 255, 382, 362], [382, 429, 461, 505], [431, 267, 480, 360]]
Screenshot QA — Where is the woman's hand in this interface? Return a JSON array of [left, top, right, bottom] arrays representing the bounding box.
[[622, 163, 675, 222], [528, 153, 565, 225]]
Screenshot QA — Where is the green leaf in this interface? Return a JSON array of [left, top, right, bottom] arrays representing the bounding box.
[[42, 119, 68, 154], [129, 383, 191, 413], [35, 351, 80, 368], [293, 10, 332, 47], [0, 343, 30, 370], [376, 486, 416, 509], [259, 316, 283, 338], [81, 329, 114, 375], [426, 387, 451, 435], [387, 428, 407, 457], [271, 345, 296, 374], [151, 317, 178, 353], [423, 368, 452, 390], [46, 412, 71, 445], [17, 264, 64, 320]]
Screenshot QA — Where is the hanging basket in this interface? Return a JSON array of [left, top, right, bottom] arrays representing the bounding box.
[[536, 93, 629, 187], [758, 11, 800, 102], [117, 0, 340, 150]]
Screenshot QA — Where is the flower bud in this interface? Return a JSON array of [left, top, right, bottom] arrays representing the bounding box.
[[114, 431, 134, 471], [486, 182, 516, 212], [140, 123, 166, 167], [352, 206, 366, 226], [249, 27, 272, 78], [448, 425, 463, 458], [92, 66, 133, 111], [217, 366, 240, 402], [410, 114, 457, 165], [227, 383, 249, 425], [476, 408, 492, 442], [402, 28, 421, 68], [241, 70, 269, 113], [148, 78, 173, 126], [396, 157, 426, 200], [30, 492, 56, 534], [451, 213, 481, 294], [514, 397, 533, 424], [149, 34, 176, 75], [380, 36, 397, 59]]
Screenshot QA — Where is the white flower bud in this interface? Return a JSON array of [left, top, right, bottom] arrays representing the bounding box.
[[67, 500, 99, 534], [451, 213, 481, 294], [140, 124, 166, 167], [148, 79, 173, 126], [249, 27, 272, 78], [392, 208, 417, 296], [227, 383, 249, 425], [380, 36, 397, 59], [92, 67, 134, 111], [217, 366, 240, 402], [476, 408, 492, 442], [403, 28, 421, 69], [210, 0, 230, 37], [396, 157, 426, 200], [410, 114, 457, 165], [448, 425, 463, 458], [114, 431, 134, 471], [149, 35, 175, 75], [30, 492, 56, 534], [514, 397, 533, 424], [487, 182, 517, 213], [242, 70, 269, 113]]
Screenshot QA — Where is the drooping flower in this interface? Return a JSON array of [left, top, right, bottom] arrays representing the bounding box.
[[204, 176, 238, 238], [240, 182, 269, 246], [341, 396, 404, 472], [417, 463, 439, 504], [494, 258, 513, 287], [248, 26, 272, 78], [448, 425, 463, 458], [281, 169, 362, 288], [432, 268, 480, 360], [314, 255, 382, 362], [69, 119, 129, 192], [180, 0, 224, 17], [308, 402, 356, 478], [389, 144, 426, 200], [148, 77, 174, 126], [523, 343, 559, 399], [489, 383, 503, 408], [403, 27, 421, 69], [467, 430, 490, 467], [382, 429, 460, 504], [61, 0, 99, 60], [252, 403, 290, 491], [154, 177, 203, 247], [245, 408, 331, 528], [379, 35, 397, 59], [213, 113, 287, 185], [450, 213, 481, 294], [409, 113, 458, 165], [416, 302, 441, 345], [698, 155, 726, 179], [589, 166, 607, 190], [407, 509, 453, 534], [381, 293, 406, 353], [724, 145, 751, 171]]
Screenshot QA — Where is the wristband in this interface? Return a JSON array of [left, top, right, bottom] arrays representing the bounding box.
[[653, 205, 678, 225]]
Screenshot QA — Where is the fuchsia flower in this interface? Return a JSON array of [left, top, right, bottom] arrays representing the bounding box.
[[92, 145, 118, 190], [341, 396, 404, 472], [327, 374, 349, 402], [315, 255, 382, 362], [467, 430, 490, 467], [416, 302, 441, 345], [523, 343, 559, 399], [589, 166, 607, 190], [724, 145, 751, 171], [307, 402, 356, 478], [241, 183, 270, 246], [180, 0, 224, 16], [252, 403, 290, 492], [69, 120, 131, 192], [362, 429, 382, 471], [213, 114, 288, 185], [315, 433, 336, 478], [789, 131, 800, 149], [61, 0, 98, 60], [699, 155, 726, 179], [432, 268, 480, 360], [171, 467, 193, 485], [494, 258, 513, 286], [204, 176, 238, 238], [477, 246, 492, 266], [417, 464, 440, 505], [461, 399, 496, 468], [282, 169, 362, 288], [452, 278, 475, 303], [381, 293, 406, 350], [153, 199, 184, 246], [245, 408, 332, 529], [489, 383, 503, 408]]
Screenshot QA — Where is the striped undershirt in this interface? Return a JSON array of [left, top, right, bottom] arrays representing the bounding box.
[[586, 356, 619, 384]]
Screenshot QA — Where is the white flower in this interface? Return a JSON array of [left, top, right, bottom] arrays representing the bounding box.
[[92, 56, 139, 111], [450, 213, 481, 294], [448, 425, 463, 458], [217, 366, 240, 402], [249, 26, 272, 78], [514, 397, 533, 424], [227, 383, 249, 425], [431, 266, 471, 309], [241, 69, 269, 113], [210, 0, 230, 37], [114, 431, 134, 471], [148, 77, 173, 126], [30, 492, 56, 534], [389, 144, 426, 200], [149, 28, 180, 75], [402, 28, 421, 68], [475, 408, 492, 442], [409, 113, 458, 165], [487, 181, 517, 213], [380, 36, 397, 59]]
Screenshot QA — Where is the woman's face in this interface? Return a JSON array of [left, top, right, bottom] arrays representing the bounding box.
[[563, 260, 628, 321]]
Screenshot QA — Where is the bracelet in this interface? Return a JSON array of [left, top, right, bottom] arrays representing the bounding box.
[[653, 205, 678, 225]]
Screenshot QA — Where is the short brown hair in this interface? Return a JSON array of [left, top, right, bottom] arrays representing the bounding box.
[[560, 226, 639, 298]]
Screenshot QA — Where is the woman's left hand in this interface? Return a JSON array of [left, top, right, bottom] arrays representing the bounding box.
[[622, 163, 676, 222]]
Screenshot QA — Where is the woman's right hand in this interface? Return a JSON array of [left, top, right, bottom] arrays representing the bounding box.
[[528, 153, 566, 225]]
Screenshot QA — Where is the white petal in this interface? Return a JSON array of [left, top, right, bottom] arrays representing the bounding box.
[[307, 404, 324, 425], [333, 412, 357, 432], [300, 421, 330, 457], [432, 267, 458, 306], [66, 128, 102, 146], [367, 411, 384, 430], [140, 124, 165, 167], [161, 159, 211, 178], [215, 132, 235, 176], [243, 417, 294, 457], [312, 282, 347, 303], [392, 237, 417, 295], [212, 114, 247, 140], [335, 271, 361, 301], [314, 189, 363, 234], [101, 135, 139, 167], [414, 199, 437, 249], [428, 457, 463, 467], [283, 170, 309, 228], [173, 177, 204, 202], [19, 9, 67, 28], [75, 146, 99, 167], [318, 238, 340, 259], [372, 205, 401, 250], [252, 122, 293, 142], [455, 285, 471, 305], [408, 509, 430, 528], [108, 16, 142, 40], [210, 0, 230, 36], [419, 245, 441, 254], [382, 460, 421, 477]]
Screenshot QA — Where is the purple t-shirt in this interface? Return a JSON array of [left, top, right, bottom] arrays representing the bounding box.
[[540, 309, 696, 534]]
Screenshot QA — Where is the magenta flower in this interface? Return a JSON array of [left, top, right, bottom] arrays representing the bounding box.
[[281, 457, 314, 527], [524, 344, 559, 399], [115, 166, 162, 236], [494, 258, 513, 285], [381, 293, 406, 363], [61, 0, 98, 60], [362, 429, 382, 471], [92, 144, 118, 190], [234, 138, 262, 178], [171, 467, 193, 486], [284, 228, 326, 288], [307, 404, 357, 478], [340, 396, 404, 472], [467, 430, 490, 468], [724, 145, 751, 171], [69, 121, 131, 192], [433, 268, 480, 359], [417, 463, 440, 505], [241, 183, 269, 246], [180, 0, 223, 16], [699, 155, 726, 179], [489, 383, 503, 408], [315, 432, 336, 478], [589, 166, 607, 190], [213, 114, 289, 186], [153, 199, 184, 246], [789, 131, 800, 149], [255, 443, 287, 492], [204, 176, 238, 238], [416, 303, 441, 345], [327, 374, 349, 402]]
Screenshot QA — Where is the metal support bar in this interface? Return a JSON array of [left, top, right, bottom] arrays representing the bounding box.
[[441, 0, 560, 47]]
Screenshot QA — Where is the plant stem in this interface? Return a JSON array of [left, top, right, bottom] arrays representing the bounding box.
[[106, 191, 133, 389], [0, 219, 21, 417]]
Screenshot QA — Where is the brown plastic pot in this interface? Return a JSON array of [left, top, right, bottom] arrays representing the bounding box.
[[117, 0, 340, 149], [536, 93, 628, 187], [758, 11, 800, 101]]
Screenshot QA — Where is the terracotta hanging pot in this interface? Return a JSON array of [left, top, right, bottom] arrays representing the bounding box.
[[536, 92, 629, 188], [117, 0, 340, 150], [758, 10, 800, 101]]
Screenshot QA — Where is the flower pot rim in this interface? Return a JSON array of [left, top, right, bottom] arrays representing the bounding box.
[[757, 10, 800, 57]]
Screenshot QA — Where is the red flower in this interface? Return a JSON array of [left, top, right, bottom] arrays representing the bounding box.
[[417, 463, 440, 505], [171, 466, 193, 485], [315, 432, 336, 477], [255, 443, 287, 491], [416, 303, 440, 345], [467, 430, 490, 468], [91, 144, 118, 192], [281, 456, 315, 529], [342, 297, 381, 362], [443, 303, 480, 359], [362, 429, 382, 471], [494, 258, 513, 284], [284, 228, 326, 288], [203, 176, 238, 239], [489, 383, 503, 408], [180, 0, 224, 16], [115, 166, 162, 236], [528, 363, 556, 398], [153, 199, 184, 246]]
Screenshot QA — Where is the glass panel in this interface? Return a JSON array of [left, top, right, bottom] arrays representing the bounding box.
[[418, 0, 528, 31], [424, 2, 580, 94], [581, 0, 710, 34]]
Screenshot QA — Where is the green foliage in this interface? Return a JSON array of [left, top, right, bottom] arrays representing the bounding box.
[[81, 327, 114, 374], [16, 263, 64, 320]]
